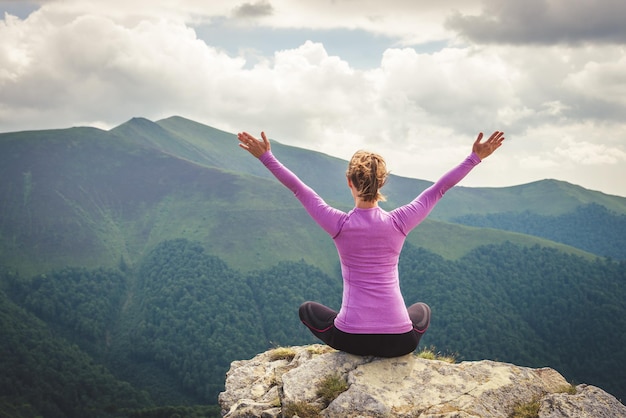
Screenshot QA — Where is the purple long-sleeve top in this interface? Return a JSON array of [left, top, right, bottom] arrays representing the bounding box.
[[259, 150, 481, 334]]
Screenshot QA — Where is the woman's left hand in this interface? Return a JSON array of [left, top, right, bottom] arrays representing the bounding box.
[[238, 131, 271, 158]]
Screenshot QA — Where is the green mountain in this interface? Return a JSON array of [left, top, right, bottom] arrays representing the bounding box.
[[3, 115, 623, 277], [0, 116, 624, 416]]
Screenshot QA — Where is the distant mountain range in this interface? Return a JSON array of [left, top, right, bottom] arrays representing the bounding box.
[[1, 115, 624, 277], [0, 116, 624, 416]]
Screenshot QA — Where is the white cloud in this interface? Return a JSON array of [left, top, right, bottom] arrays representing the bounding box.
[[0, 7, 245, 129], [487, 121, 626, 195], [563, 55, 626, 108], [555, 138, 626, 166]]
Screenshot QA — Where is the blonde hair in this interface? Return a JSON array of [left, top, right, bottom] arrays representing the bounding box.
[[347, 150, 389, 202]]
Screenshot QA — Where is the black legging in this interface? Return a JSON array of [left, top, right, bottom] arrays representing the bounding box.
[[299, 301, 431, 358]]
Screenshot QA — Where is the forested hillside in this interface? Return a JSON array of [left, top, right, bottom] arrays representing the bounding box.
[[0, 274, 151, 418], [1, 116, 625, 416], [2, 239, 625, 417], [453, 202, 626, 260]]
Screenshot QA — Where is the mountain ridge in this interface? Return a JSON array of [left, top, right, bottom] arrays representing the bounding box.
[[4, 115, 622, 277]]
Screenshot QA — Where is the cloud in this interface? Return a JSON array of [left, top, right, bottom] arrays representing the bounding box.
[[446, 0, 626, 45], [0, 6, 621, 140], [232, 1, 274, 18], [218, 0, 481, 45], [0, 8, 245, 130], [563, 55, 626, 108], [377, 47, 519, 132], [555, 138, 626, 165]]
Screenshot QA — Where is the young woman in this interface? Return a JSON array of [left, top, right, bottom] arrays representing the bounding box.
[[237, 130, 505, 357]]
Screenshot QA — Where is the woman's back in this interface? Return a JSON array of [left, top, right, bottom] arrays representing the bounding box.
[[333, 206, 411, 334]]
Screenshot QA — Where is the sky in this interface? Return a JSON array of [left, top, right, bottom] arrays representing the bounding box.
[[1, 0, 625, 197]]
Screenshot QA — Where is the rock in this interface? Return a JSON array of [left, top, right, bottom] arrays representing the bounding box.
[[218, 344, 626, 418], [539, 385, 626, 418]]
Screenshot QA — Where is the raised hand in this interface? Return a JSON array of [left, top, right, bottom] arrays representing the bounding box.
[[237, 131, 271, 158], [472, 131, 505, 160]]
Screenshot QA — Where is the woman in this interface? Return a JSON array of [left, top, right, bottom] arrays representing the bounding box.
[[237, 130, 505, 357]]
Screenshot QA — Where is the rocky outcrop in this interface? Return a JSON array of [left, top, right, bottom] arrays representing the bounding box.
[[219, 344, 626, 418]]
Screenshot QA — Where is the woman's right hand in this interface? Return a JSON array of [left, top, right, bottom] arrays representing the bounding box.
[[472, 131, 505, 160], [237, 131, 271, 158]]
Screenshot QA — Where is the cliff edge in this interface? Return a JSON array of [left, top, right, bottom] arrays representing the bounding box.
[[219, 344, 625, 418]]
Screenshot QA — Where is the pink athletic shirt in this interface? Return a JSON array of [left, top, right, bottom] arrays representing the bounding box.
[[259, 150, 481, 334]]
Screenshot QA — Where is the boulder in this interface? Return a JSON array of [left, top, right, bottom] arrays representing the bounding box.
[[218, 344, 626, 418]]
